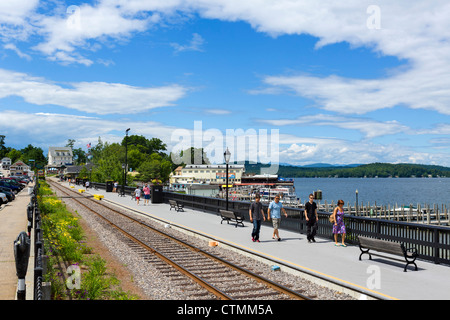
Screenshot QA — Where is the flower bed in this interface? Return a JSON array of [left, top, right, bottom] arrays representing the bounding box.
[[38, 181, 138, 300]]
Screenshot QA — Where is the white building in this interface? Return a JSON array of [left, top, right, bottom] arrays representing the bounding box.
[[1, 157, 11, 170], [48, 147, 73, 166], [0, 157, 11, 177]]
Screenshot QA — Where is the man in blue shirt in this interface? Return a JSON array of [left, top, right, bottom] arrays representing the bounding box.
[[268, 194, 288, 241]]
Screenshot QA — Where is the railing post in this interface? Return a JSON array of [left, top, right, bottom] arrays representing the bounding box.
[[434, 228, 440, 264]]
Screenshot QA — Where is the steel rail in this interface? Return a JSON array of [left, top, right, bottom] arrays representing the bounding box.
[[49, 181, 232, 300], [48, 181, 310, 300]]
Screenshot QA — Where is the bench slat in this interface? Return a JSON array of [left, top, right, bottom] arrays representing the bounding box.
[[359, 237, 404, 256]]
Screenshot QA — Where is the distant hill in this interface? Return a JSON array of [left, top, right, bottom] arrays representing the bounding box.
[[245, 162, 450, 178]]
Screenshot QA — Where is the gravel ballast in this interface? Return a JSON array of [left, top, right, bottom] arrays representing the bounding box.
[[52, 184, 356, 300]]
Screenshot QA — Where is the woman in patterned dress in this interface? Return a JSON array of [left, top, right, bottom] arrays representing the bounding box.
[[332, 200, 347, 247]]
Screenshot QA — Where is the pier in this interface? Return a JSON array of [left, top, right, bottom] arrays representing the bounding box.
[[318, 201, 450, 227]]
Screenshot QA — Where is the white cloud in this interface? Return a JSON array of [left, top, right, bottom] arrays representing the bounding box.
[[277, 134, 450, 167], [31, 3, 159, 65], [0, 68, 188, 114], [0, 0, 39, 26], [257, 65, 450, 115], [1, 110, 448, 166], [3, 43, 32, 60], [171, 33, 205, 53], [204, 108, 231, 115], [0, 110, 182, 151], [259, 114, 410, 139]]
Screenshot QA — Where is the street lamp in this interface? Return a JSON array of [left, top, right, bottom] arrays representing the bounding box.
[[223, 147, 231, 210], [355, 189, 359, 215], [121, 128, 130, 196]]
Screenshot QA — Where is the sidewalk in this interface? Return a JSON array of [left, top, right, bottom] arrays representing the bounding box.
[[59, 179, 450, 300], [0, 186, 34, 300]]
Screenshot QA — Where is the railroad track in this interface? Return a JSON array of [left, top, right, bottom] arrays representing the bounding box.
[[48, 180, 312, 300]]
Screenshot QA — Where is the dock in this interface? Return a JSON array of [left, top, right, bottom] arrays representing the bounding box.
[[318, 200, 450, 226]]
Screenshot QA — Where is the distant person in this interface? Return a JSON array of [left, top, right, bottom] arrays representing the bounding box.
[[267, 194, 288, 241], [143, 183, 150, 206], [249, 194, 265, 242], [305, 193, 318, 243], [134, 186, 142, 205], [85, 180, 90, 189], [332, 200, 347, 247], [113, 181, 118, 193]]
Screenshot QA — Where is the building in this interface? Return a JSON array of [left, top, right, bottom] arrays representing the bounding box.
[[47, 147, 73, 174], [1, 157, 11, 170], [63, 164, 94, 179], [9, 160, 31, 176], [48, 147, 73, 166], [0, 157, 11, 177], [170, 164, 245, 188]]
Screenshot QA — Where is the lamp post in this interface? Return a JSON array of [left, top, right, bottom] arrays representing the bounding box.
[[223, 147, 231, 210], [355, 189, 359, 215], [121, 128, 130, 196]]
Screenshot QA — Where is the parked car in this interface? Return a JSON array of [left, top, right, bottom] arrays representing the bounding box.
[[10, 176, 30, 184], [0, 186, 15, 201], [0, 192, 8, 206], [0, 181, 21, 193], [2, 177, 26, 188]]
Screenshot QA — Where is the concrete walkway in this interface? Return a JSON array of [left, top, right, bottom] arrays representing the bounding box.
[[0, 185, 34, 300], [57, 179, 450, 300]]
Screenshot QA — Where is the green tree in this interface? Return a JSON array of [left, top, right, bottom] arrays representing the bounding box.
[[7, 149, 22, 163], [73, 148, 87, 165], [20, 144, 46, 168]]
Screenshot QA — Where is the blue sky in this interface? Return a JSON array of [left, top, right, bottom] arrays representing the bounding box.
[[1, 1, 450, 167]]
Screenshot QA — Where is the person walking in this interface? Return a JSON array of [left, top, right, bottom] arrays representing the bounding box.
[[305, 193, 318, 243], [332, 200, 347, 246], [143, 183, 150, 206], [267, 194, 288, 241], [249, 194, 265, 242], [134, 186, 142, 206]]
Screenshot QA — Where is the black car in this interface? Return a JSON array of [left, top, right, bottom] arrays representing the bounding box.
[[1, 178, 25, 189], [0, 181, 21, 193], [0, 186, 15, 201]]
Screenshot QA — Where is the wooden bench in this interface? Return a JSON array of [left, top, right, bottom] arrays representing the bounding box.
[[169, 199, 184, 212], [358, 236, 418, 272], [219, 209, 244, 228]]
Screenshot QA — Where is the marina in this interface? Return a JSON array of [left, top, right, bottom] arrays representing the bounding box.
[[213, 182, 447, 226]]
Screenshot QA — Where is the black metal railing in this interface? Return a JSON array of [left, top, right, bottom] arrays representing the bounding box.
[[13, 181, 49, 300], [86, 182, 450, 266], [163, 191, 450, 266], [32, 182, 47, 300]]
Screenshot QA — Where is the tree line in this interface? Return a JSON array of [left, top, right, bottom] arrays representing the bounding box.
[[0, 134, 209, 185], [246, 162, 450, 178], [0, 135, 47, 168]]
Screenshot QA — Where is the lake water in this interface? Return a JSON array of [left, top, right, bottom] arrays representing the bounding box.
[[293, 177, 450, 207]]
